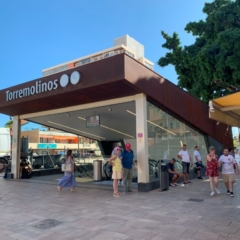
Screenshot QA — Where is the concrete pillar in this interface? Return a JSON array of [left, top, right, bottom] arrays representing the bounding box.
[[12, 116, 21, 179], [135, 94, 149, 183]]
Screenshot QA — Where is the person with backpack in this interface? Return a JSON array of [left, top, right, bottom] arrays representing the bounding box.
[[120, 143, 134, 194]]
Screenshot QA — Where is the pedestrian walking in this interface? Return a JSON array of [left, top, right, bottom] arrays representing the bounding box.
[[177, 144, 193, 185], [121, 143, 134, 193], [206, 146, 220, 196], [57, 149, 77, 192], [108, 147, 123, 197], [218, 148, 239, 197]]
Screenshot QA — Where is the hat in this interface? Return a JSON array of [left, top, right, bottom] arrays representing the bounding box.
[[125, 143, 131, 149], [114, 147, 120, 151]]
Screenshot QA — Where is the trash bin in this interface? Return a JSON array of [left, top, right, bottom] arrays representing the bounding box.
[[159, 159, 169, 191], [93, 160, 102, 181]]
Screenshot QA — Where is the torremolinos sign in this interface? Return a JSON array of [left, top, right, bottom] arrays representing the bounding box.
[[5, 71, 81, 102]]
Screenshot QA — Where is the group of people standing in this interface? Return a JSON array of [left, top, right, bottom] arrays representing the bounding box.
[[57, 144, 135, 197], [169, 144, 239, 197], [108, 143, 135, 197], [57, 143, 238, 198]]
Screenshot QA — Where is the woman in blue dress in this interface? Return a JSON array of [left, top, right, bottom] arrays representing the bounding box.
[[57, 149, 77, 191]]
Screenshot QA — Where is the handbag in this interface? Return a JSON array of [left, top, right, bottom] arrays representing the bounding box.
[[61, 163, 73, 172]]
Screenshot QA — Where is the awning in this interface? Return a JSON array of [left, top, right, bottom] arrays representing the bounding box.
[[53, 136, 77, 140], [209, 92, 240, 127]]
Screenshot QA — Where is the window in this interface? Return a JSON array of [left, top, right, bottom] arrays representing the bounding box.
[[40, 138, 48, 143], [124, 50, 134, 58], [147, 101, 208, 181], [144, 62, 154, 70]]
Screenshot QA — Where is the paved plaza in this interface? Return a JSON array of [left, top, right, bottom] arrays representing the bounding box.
[[0, 172, 240, 240]]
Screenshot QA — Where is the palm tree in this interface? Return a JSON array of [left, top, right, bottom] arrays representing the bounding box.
[[4, 120, 13, 128]]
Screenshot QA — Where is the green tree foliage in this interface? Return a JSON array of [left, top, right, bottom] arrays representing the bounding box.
[[158, 0, 240, 103], [4, 120, 13, 128], [233, 135, 239, 149]]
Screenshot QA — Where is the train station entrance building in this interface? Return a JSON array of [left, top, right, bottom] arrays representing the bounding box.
[[0, 36, 233, 191]]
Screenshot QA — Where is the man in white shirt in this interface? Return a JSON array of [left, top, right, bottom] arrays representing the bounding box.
[[218, 148, 239, 197], [177, 144, 193, 185], [193, 146, 205, 180]]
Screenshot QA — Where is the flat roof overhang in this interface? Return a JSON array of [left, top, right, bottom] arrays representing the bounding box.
[[0, 54, 140, 116], [0, 53, 233, 145], [23, 100, 137, 141], [209, 92, 240, 128]]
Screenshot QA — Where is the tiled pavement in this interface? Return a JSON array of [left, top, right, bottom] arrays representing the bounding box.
[[0, 173, 240, 240]]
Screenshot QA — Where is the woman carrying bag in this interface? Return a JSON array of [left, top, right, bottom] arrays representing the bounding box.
[[57, 149, 77, 192]]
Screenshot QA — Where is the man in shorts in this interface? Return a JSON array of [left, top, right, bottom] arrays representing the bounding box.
[[168, 158, 182, 186], [218, 148, 239, 197], [177, 144, 193, 185], [193, 145, 205, 180]]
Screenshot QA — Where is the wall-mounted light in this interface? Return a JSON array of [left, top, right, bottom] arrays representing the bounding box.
[[67, 113, 70, 117], [108, 106, 112, 112]]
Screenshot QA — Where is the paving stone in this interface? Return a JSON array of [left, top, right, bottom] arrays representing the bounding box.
[[1, 172, 240, 240], [193, 231, 219, 240], [125, 228, 158, 240], [213, 224, 239, 234], [181, 229, 198, 238]]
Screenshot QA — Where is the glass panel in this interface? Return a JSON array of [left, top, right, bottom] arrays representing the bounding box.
[[147, 101, 208, 181]]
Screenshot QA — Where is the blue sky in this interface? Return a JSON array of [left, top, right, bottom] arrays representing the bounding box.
[[1, 0, 230, 133]]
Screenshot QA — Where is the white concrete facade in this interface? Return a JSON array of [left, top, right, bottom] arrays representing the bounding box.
[[42, 35, 154, 77], [135, 94, 149, 183], [12, 116, 21, 179], [114, 35, 144, 60]]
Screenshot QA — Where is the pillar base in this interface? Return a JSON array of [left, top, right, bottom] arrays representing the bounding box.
[[138, 181, 160, 192], [7, 173, 14, 179]]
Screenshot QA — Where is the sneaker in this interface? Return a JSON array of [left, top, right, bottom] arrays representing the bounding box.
[[210, 192, 215, 196], [122, 191, 127, 194], [227, 190, 230, 194], [174, 183, 180, 186], [170, 183, 175, 187], [230, 192, 234, 197], [198, 177, 204, 180], [215, 188, 220, 194], [128, 190, 134, 193]]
